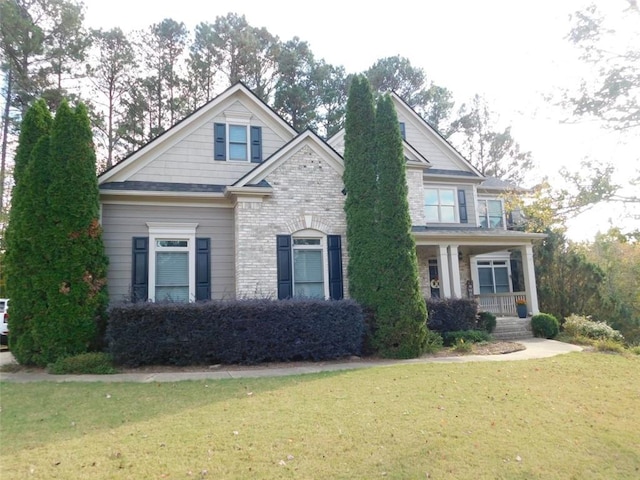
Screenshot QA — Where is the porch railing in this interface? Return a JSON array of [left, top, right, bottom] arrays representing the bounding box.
[[476, 292, 527, 317]]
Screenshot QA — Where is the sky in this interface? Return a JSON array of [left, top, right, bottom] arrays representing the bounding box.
[[81, 0, 640, 241]]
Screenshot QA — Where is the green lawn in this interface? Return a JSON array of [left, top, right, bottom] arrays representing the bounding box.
[[1, 352, 639, 479]]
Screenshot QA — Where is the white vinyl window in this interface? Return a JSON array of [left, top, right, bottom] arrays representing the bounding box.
[[424, 187, 456, 223], [147, 223, 198, 302], [477, 260, 510, 294], [292, 233, 328, 299], [478, 199, 505, 229], [228, 124, 248, 161]]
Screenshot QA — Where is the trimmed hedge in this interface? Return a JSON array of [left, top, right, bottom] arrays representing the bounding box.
[[107, 299, 364, 367], [426, 298, 478, 333]]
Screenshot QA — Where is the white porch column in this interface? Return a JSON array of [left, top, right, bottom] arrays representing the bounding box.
[[521, 244, 540, 314], [437, 245, 452, 298], [448, 245, 462, 298], [438, 245, 451, 298]]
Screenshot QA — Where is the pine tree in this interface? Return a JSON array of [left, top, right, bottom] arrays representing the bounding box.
[[372, 95, 427, 358], [5, 100, 53, 363], [342, 75, 378, 307]]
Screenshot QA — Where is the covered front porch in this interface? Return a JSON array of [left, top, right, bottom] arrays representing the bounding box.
[[412, 228, 547, 316]]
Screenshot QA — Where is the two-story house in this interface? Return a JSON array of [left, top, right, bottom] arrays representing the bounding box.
[[98, 83, 545, 316]]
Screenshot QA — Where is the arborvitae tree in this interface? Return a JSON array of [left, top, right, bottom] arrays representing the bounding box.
[[342, 75, 377, 308], [5, 99, 53, 363], [29, 100, 108, 364], [372, 95, 427, 358]]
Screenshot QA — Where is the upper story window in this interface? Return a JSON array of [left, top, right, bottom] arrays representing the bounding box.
[[478, 199, 505, 229], [214, 122, 262, 163], [424, 187, 457, 223]]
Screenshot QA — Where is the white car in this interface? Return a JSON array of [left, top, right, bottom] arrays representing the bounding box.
[[0, 299, 8, 344]]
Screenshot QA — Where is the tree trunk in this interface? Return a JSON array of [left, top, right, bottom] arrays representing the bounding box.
[[0, 68, 13, 212]]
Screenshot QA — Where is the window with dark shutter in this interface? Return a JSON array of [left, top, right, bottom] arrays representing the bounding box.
[[250, 126, 262, 163], [327, 235, 343, 300], [195, 238, 211, 301], [214, 123, 226, 160], [132, 237, 149, 302], [276, 235, 293, 299], [458, 189, 468, 224]]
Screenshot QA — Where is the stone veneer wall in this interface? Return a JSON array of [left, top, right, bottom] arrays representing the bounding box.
[[234, 145, 348, 298], [416, 246, 473, 300], [406, 167, 426, 226]]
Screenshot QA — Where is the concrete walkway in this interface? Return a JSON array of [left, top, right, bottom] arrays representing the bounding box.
[[0, 339, 583, 384]]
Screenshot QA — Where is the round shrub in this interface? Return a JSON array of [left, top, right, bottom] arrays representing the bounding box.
[[531, 313, 560, 339], [477, 311, 497, 333]]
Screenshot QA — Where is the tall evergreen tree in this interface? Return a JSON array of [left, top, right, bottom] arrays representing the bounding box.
[[342, 75, 377, 308], [33, 100, 108, 364], [7, 100, 108, 365], [372, 95, 427, 358], [5, 99, 53, 363]]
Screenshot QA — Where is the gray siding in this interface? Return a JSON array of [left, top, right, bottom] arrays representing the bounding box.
[[130, 101, 290, 186], [101, 204, 235, 303]]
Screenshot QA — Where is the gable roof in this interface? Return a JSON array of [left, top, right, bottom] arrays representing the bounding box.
[[98, 82, 298, 184], [388, 92, 485, 177], [232, 129, 345, 188]]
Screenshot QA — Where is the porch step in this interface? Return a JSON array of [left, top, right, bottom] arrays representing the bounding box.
[[491, 317, 533, 341]]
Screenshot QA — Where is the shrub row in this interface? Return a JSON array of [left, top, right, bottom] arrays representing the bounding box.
[[107, 299, 364, 367], [563, 314, 624, 343]]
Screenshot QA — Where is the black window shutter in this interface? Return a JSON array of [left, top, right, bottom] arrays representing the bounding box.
[[458, 189, 468, 224], [327, 235, 344, 300], [399, 122, 406, 140], [250, 126, 262, 163], [276, 235, 292, 299], [214, 123, 226, 161], [195, 238, 211, 301], [132, 237, 149, 302]]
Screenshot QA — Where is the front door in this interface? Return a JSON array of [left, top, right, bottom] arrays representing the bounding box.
[[428, 259, 440, 298]]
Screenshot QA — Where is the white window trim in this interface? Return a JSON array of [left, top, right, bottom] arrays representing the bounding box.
[[477, 197, 506, 230], [470, 252, 512, 295], [292, 229, 330, 299], [424, 186, 458, 223], [224, 112, 251, 162], [146, 222, 198, 302]]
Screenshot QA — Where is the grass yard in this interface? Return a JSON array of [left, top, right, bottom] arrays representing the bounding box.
[[1, 352, 639, 479]]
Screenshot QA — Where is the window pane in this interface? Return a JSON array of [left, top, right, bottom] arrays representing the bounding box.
[[440, 205, 456, 222], [228, 125, 246, 142], [156, 252, 189, 302], [424, 189, 438, 205], [494, 267, 510, 293], [440, 189, 455, 205], [229, 143, 247, 160], [425, 205, 439, 222], [478, 267, 494, 294], [294, 250, 323, 282], [157, 240, 188, 248], [488, 200, 502, 216], [293, 249, 324, 298], [293, 238, 321, 246]]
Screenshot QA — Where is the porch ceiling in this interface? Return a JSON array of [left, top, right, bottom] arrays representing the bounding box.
[[412, 227, 546, 249]]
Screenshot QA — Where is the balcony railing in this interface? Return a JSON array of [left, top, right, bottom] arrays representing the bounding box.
[[476, 292, 527, 316]]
